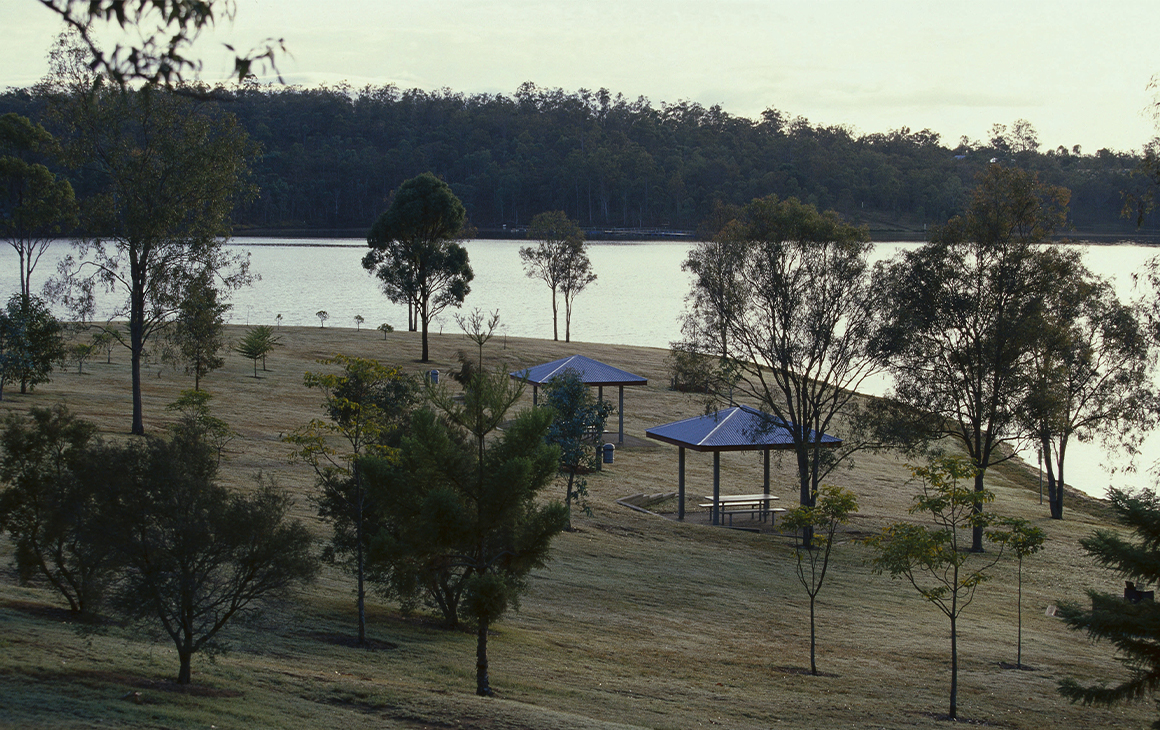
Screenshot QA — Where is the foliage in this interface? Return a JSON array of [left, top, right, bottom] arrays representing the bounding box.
[[165, 389, 235, 463], [521, 211, 595, 342], [0, 293, 65, 399], [354, 314, 364, 330], [0, 113, 77, 301], [165, 272, 230, 390], [872, 165, 1068, 546], [38, 1, 284, 86], [234, 324, 280, 377], [104, 434, 317, 684], [48, 80, 256, 434], [285, 354, 419, 644], [541, 371, 614, 529], [1057, 489, 1160, 723], [315, 310, 328, 327], [681, 194, 878, 546], [363, 371, 567, 696], [867, 457, 1012, 720], [781, 485, 858, 676], [363, 172, 472, 362], [0, 405, 108, 614], [378, 322, 394, 339]]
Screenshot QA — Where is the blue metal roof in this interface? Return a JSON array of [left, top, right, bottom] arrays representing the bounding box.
[[646, 404, 842, 452], [510, 354, 648, 387]]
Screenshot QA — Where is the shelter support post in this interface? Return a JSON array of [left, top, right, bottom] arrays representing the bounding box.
[[618, 386, 625, 444], [532, 385, 538, 406], [712, 452, 721, 526], [763, 448, 771, 520], [678, 447, 686, 521]]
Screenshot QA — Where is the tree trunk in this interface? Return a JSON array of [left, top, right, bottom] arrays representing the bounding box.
[[356, 471, 367, 645], [551, 288, 559, 341], [949, 612, 958, 720], [809, 593, 817, 675], [177, 647, 193, 685], [130, 316, 145, 435], [970, 470, 985, 552], [476, 617, 492, 696]]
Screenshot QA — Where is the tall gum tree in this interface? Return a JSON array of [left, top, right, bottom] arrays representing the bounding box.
[[49, 80, 256, 434], [872, 164, 1068, 550], [521, 211, 595, 342], [0, 113, 78, 302], [363, 172, 473, 363], [682, 195, 881, 547]]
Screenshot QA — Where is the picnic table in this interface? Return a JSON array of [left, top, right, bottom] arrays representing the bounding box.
[[698, 493, 785, 527]]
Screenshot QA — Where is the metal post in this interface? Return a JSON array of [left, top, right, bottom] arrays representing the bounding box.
[[678, 447, 686, 521], [712, 452, 721, 526], [763, 448, 771, 520], [618, 385, 625, 444]]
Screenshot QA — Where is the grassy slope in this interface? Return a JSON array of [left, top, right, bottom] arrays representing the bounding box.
[[0, 324, 1150, 729]]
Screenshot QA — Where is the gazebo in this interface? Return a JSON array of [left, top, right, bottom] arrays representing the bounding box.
[[510, 355, 647, 444], [646, 404, 842, 524]]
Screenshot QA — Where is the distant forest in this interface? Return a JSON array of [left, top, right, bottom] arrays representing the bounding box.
[[4, 81, 1158, 239]]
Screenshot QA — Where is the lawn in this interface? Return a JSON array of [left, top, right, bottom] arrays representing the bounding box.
[[0, 323, 1150, 729]]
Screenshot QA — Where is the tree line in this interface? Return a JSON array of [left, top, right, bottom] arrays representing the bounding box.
[[2, 81, 1157, 236]]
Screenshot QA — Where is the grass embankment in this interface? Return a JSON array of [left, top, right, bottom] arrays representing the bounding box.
[[0, 325, 1148, 729]]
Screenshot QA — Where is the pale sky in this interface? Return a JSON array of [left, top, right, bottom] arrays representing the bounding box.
[[4, 0, 1159, 153]]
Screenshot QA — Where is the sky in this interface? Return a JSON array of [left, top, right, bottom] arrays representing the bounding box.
[[4, 0, 1160, 153]]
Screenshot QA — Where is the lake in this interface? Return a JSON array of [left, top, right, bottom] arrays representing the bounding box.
[[5, 236, 1160, 500]]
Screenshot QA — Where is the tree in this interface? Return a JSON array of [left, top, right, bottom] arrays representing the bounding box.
[[354, 314, 364, 331], [873, 165, 1069, 550], [378, 322, 394, 340], [316, 310, 329, 328], [105, 433, 317, 684], [166, 389, 235, 463], [166, 271, 230, 390], [0, 405, 109, 614], [363, 370, 568, 696], [285, 355, 419, 644], [1023, 252, 1156, 520], [0, 293, 65, 399], [868, 457, 1013, 721], [234, 324, 279, 377], [990, 517, 1045, 669], [1058, 488, 1160, 723], [0, 113, 78, 301], [780, 485, 858, 676], [363, 172, 473, 362], [38, 0, 284, 87], [50, 82, 256, 434], [521, 211, 596, 342], [541, 371, 614, 529], [681, 195, 879, 547]]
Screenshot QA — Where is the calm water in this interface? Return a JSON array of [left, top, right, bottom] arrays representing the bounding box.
[[5, 237, 1160, 499]]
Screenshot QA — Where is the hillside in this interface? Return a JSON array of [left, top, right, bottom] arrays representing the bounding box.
[[0, 325, 1151, 729]]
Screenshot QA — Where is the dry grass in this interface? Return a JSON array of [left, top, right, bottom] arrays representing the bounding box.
[[0, 324, 1152, 728]]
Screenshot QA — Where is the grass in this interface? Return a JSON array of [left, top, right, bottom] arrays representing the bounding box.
[[0, 323, 1152, 728]]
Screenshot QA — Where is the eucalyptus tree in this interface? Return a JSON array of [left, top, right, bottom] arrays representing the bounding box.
[[873, 165, 1069, 550], [681, 195, 880, 547], [1022, 250, 1157, 520], [521, 211, 595, 342], [0, 113, 77, 301], [49, 81, 256, 434], [363, 172, 473, 362]]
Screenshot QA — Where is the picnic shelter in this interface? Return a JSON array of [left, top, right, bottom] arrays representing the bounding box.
[[646, 404, 842, 524], [510, 354, 648, 444]]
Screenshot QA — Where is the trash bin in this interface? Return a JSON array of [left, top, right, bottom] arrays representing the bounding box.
[[602, 443, 615, 464], [427, 369, 439, 384]]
